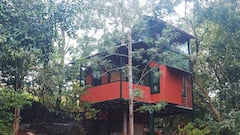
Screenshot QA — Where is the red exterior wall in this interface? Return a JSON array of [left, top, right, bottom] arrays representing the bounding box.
[[81, 81, 152, 103], [149, 64, 183, 104], [81, 81, 121, 103], [81, 62, 193, 109], [164, 66, 184, 105], [146, 62, 192, 108], [121, 81, 151, 102]]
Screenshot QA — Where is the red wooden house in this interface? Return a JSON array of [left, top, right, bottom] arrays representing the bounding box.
[[81, 18, 193, 135]]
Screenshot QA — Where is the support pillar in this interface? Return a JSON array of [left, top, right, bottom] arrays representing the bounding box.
[[149, 110, 154, 135], [123, 108, 128, 135]]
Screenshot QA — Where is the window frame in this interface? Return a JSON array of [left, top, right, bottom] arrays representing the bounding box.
[[150, 67, 160, 94]]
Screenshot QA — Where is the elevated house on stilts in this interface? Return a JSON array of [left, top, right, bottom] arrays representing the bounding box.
[[80, 17, 194, 135]]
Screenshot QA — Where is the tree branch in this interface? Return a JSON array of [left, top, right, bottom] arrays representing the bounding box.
[[193, 75, 222, 122]]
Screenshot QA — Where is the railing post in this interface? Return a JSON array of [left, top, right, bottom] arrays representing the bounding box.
[[118, 68, 122, 99], [120, 55, 123, 99]]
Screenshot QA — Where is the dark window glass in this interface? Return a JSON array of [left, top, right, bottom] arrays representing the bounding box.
[[182, 75, 187, 97], [92, 77, 101, 86], [150, 67, 160, 94]]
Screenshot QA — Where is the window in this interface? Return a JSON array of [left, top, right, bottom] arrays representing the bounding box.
[[92, 76, 101, 86], [79, 66, 87, 87], [101, 72, 110, 84], [110, 71, 120, 82], [182, 75, 187, 97], [143, 72, 150, 86], [150, 67, 160, 94]]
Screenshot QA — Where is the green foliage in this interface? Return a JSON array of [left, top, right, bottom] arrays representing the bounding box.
[[132, 88, 143, 99], [178, 122, 210, 135], [137, 101, 166, 113], [208, 110, 240, 135], [143, 26, 190, 71], [194, 0, 240, 109], [189, 116, 240, 135], [61, 82, 99, 120], [0, 0, 53, 89], [0, 88, 32, 135], [34, 66, 60, 109], [185, 0, 240, 134], [154, 115, 192, 134]]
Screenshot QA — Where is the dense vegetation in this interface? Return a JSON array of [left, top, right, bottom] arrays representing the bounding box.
[[0, 0, 240, 134]]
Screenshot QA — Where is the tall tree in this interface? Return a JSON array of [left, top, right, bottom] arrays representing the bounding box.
[[30, 0, 100, 110], [176, 0, 240, 134], [0, 0, 54, 134]]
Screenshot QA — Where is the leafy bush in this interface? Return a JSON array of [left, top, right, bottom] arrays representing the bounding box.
[[0, 88, 32, 135], [178, 122, 210, 135]]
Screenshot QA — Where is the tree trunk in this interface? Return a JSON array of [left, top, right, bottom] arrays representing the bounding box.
[[188, 13, 221, 122], [194, 76, 222, 122], [14, 108, 20, 135], [56, 29, 66, 110], [128, 29, 134, 135], [14, 74, 20, 135]]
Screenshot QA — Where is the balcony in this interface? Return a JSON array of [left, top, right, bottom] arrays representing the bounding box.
[[81, 81, 152, 103]]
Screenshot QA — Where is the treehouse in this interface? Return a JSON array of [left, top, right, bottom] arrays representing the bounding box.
[[80, 18, 194, 135]]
